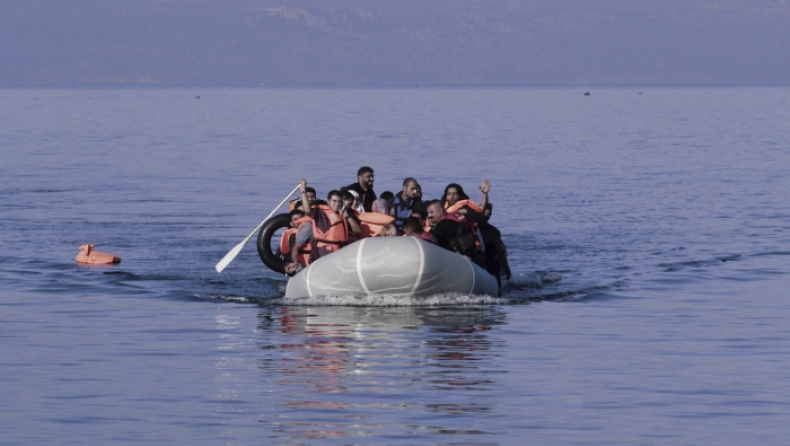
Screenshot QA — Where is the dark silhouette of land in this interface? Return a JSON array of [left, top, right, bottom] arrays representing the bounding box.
[[2, 0, 789, 87]]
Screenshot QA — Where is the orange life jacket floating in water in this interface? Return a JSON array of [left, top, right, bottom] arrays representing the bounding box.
[[75, 244, 121, 265], [279, 228, 312, 267]]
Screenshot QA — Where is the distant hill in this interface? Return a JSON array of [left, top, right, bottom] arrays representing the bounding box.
[[1, 0, 789, 87]]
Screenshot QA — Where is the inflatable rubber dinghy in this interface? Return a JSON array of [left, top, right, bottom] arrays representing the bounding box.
[[285, 236, 498, 299]]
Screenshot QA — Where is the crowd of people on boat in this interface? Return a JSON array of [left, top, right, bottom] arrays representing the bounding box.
[[278, 166, 511, 287]]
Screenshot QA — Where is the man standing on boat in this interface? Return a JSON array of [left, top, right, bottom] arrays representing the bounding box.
[[345, 166, 377, 212]]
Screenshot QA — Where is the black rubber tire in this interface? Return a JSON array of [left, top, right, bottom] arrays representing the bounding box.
[[256, 213, 292, 274]]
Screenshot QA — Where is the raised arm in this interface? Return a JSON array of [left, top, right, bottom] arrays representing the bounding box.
[[298, 178, 311, 215], [478, 178, 490, 210]]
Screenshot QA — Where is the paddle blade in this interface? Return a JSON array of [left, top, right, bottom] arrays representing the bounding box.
[[215, 242, 245, 273]]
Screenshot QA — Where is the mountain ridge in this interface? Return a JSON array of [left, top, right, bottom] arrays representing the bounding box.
[[2, 0, 789, 86]]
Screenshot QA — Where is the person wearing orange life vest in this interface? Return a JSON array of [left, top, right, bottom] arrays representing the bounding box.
[[290, 187, 317, 210], [426, 200, 483, 266], [345, 197, 395, 242], [441, 179, 490, 217], [285, 179, 361, 274], [277, 209, 313, 270], [290, 209, 304, 226], [441, 180, 491, 256]]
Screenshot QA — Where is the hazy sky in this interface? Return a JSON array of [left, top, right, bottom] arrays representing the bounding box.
[[2, 0, 789, 87]]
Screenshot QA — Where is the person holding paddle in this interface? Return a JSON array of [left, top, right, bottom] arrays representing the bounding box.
[[284, 179, 361, 274]]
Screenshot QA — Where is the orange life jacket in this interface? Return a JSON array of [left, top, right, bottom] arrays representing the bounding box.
[[445, 199, 483, 214], [358, 212, 395, 238], [298, 204, 349, 254], [444, 199, 483, 251], [279, 228, 312, 267], [347, 211, 396, 243], [75, 243, 121, 265]]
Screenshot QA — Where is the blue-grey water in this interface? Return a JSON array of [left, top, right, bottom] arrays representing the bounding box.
[[2, 87, 790, 444]]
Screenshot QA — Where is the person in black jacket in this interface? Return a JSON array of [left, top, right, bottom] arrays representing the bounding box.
[[344, 166, 376, 212], [391, 177, 425, 232], [478, 203, 512, 288]]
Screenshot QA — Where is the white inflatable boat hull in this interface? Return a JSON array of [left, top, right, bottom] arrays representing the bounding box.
[[284, 236, 499, 299]]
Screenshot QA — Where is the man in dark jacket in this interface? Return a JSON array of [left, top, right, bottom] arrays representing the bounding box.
[[344, 166, 377, 212], [391, 177, 425, 232], [478, 203, 512, 288]]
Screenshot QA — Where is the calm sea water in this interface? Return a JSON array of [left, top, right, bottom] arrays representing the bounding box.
[[2, 87, 790, 444]]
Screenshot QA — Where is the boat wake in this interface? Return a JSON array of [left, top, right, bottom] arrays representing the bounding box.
[[200, 271, 567, 306], [201, 292, 505, 307], [278, 292, 506, 307], [504, 271, 562, 288]]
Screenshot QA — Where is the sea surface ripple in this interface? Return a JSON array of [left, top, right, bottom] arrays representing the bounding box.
[[2, 88, 790, 444]]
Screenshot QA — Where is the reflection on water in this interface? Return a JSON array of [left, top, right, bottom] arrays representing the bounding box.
[[249, 306, 507, 440], [5, 88, 790, 444]]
